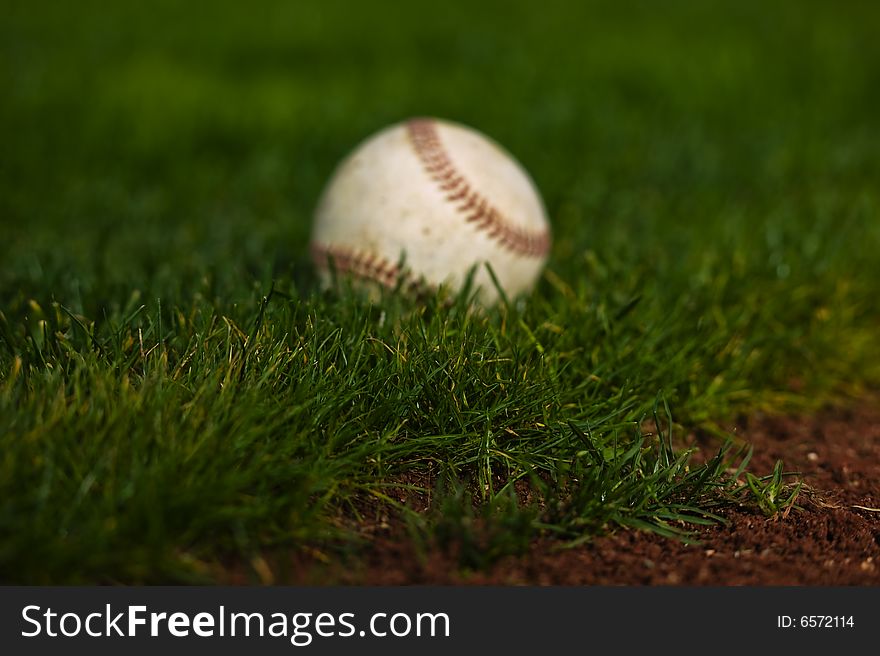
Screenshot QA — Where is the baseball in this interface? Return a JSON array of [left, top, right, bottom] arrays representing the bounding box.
[[310, 117, 551, 305]]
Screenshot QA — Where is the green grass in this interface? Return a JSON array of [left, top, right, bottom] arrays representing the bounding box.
[[1, 0, 879, 583]]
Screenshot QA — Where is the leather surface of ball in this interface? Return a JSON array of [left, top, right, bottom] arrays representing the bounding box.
[[311, 117, 552, 304]]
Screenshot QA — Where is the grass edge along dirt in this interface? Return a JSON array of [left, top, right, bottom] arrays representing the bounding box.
[[0, 274, 814, 584]]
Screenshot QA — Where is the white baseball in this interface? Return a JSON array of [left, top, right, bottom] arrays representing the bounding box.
[[310, 117, 551, 305]]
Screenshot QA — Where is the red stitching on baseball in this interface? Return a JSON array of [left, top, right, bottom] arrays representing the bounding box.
[[439, 177, 464, 192], [447, 185, 471, 202], [311, 242, 426, 291], [406, 119, 550, 258]]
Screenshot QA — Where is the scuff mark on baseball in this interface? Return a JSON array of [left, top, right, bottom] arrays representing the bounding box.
[[310, 117, 552, 305]]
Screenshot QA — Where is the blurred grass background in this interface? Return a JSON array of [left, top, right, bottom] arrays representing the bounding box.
[[1, 0, 879, 582], [4, 0, 878, 307]]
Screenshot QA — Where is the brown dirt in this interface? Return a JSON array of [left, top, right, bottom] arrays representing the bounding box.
[[249, 400, 880, 585]]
